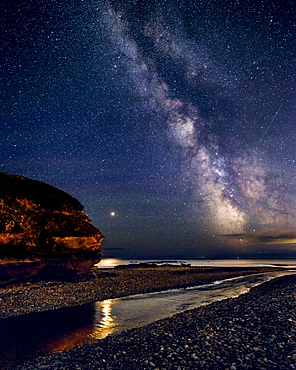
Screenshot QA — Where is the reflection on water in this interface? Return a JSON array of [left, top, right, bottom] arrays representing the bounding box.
[[92, 299, 116, 339], [90, 270, 295, 338], [0, 304, 97, 369], [0, 270, 294, 369], [98, 258, 128, 268]]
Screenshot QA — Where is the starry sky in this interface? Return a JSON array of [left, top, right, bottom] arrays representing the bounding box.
[[1, 0, 295, 258]]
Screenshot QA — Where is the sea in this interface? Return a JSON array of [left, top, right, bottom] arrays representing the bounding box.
[[0, 258, 295, 369], [97, 257, 296, 269]]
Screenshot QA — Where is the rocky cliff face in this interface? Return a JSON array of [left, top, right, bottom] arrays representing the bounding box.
[[0, 173, 104, 283]]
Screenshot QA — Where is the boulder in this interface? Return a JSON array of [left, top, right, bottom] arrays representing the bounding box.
[[0, 173, 104, 283]]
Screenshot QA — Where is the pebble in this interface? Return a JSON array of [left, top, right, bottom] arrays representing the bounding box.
[[11, 274, 295, 370], [0, 266, 282, 319]]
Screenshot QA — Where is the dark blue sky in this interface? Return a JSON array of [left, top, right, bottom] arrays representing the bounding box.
[[1, 0, 295, 258]]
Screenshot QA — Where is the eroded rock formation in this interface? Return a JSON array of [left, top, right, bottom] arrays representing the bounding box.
[[0, 172, 104, 283]]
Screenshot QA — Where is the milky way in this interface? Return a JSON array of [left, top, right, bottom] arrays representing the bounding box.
[[1, 0, 295, 257], [98, 1, 295, 251]]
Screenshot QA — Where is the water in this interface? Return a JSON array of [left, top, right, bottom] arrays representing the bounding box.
[[90, 270, 294, 338], [97, 258, 296, 269], [0, 263, 295, 369]]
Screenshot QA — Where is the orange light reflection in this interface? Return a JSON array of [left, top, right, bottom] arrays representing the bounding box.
[[92, 299, 116, 339]]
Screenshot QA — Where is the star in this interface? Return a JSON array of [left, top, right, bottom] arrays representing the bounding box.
[[1, 0, 295, 258]]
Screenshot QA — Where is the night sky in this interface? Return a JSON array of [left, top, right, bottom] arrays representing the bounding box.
[[1, 0, 295, 258]]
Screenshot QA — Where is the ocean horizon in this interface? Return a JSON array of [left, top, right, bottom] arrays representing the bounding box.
[[97, 257, 296, 269]]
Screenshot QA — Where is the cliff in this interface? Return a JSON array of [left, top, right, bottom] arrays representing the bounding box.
[[0, 173, 104, 284]]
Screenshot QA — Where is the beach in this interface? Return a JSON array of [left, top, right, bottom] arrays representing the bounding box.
[[0, 265, 283, 319], [11, 273, 295, 369]]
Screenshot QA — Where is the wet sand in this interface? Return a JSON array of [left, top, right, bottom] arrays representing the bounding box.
[[0, 266, 282, 319], [12, 274, 295, 369]]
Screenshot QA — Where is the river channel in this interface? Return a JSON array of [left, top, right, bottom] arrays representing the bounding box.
[[0, 270, 294, 369]]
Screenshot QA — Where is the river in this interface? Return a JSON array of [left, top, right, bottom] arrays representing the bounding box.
[[0, 266, 294, 369]]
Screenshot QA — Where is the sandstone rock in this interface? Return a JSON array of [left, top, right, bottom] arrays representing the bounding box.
[[0, 172, 104, 283]]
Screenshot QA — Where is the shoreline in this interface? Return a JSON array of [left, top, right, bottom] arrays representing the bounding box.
[[13, 274, 295, 369], [0, 266, 286, 319]]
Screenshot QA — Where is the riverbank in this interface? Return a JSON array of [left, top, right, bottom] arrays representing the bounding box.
[[0, 265, 283, 319], [13, 274, 295, 369]]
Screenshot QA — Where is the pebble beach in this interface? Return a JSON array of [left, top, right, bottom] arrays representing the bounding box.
[[0, 266, 279, 319], [0, 266, 294, 369], [11, 274, 295, 370], [0, 266, 283, 319]]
